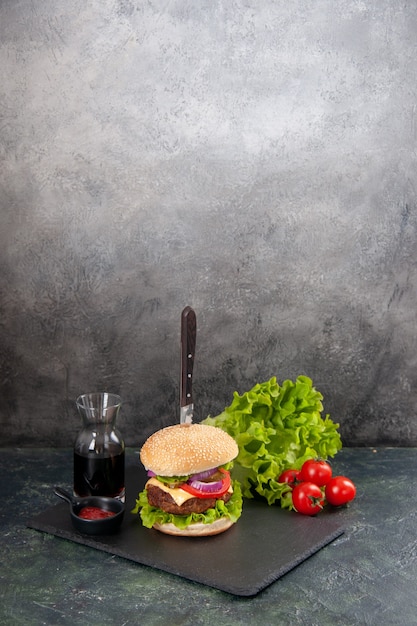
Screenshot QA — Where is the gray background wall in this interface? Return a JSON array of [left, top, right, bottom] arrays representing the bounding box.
[[1, 0, 416, 448]]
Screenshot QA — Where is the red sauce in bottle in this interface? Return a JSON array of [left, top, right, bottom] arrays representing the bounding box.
[[78, 506, 116, 520]]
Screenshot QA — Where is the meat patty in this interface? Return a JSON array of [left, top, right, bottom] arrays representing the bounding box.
[[146, 484, 232, 515]]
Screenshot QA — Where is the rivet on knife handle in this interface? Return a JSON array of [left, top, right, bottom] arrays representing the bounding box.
[[180, 306, 196, 424]]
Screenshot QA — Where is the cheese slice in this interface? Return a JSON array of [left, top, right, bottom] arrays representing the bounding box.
[[146, 477, 194, 506], [146, 477, 233, 508]]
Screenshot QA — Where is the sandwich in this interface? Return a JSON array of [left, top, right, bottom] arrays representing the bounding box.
[[132, 423, 242, 536]]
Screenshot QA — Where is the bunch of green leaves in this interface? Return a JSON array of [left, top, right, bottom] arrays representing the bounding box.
[[203, 376, 342, 508]]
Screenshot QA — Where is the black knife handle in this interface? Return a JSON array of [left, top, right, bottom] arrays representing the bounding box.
[[180, 306, 196, 407]]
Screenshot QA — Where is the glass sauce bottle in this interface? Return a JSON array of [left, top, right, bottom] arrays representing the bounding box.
[[74, 392, 125, 502]]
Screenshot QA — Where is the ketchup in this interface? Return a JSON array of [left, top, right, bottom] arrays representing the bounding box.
[[78, 506, 116, 520]]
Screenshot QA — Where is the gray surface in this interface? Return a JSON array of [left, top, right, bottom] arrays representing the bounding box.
[[1, 1, 417, 447], [2, 447, 417, 625]]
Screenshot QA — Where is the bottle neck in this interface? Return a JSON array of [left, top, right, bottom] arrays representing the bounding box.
[[76, 393, 122, 428], [80, 411, 119, 428]]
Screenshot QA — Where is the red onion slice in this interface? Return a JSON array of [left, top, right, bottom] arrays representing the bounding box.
[[190, 468, 218, 481], [187, 478, 224, 493]]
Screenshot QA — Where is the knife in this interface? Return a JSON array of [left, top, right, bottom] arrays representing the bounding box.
[[180, 306, 197, 424]]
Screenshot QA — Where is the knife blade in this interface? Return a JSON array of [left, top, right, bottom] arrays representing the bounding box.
[[180, 306, 196, 424]]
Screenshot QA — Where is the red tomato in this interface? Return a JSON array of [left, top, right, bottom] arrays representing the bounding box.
[[325, 476, 356, 506], [277, 469, 301, 488], [292, 482, 325, 516], [300, 459, 332, 487]]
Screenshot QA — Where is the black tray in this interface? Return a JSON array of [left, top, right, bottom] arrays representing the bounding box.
[[27, 465, 344, 596]]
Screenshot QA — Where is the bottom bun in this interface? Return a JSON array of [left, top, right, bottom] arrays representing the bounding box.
[[153, 517, 235, 537]]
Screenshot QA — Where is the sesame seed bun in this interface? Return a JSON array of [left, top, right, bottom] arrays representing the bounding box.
[[140, 423, 238, 477], [152, 516, 235, 537]]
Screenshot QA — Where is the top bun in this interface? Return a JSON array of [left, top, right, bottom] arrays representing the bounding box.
[[140, 423, 238, 477]]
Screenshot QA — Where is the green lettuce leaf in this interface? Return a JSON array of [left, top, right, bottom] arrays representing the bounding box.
[[132, 480, 243, 530], [202, 376, 342, 507]]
